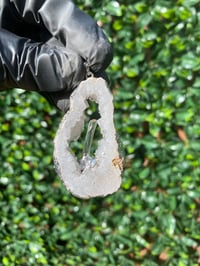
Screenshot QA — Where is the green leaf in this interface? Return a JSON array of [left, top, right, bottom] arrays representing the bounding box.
[[181, 52, 200, 70], [106, 1, 122, 16]]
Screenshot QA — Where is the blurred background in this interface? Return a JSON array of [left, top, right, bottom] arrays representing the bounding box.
[[0, 0, 200, 265]]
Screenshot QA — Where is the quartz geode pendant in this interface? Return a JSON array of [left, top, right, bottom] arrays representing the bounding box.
[[54, 77, 122, 199]]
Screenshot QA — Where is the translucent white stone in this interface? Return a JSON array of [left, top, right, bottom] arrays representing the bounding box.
[[54, 77, 122, 199]]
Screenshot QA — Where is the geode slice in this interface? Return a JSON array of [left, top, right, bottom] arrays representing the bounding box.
[[54, 77, 122, 199]]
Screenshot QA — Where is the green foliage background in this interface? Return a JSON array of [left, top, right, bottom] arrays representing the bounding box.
[[0, 0, 200, 265]]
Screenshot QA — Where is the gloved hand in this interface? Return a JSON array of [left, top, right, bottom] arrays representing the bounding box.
[[0, 0, 113, 112]]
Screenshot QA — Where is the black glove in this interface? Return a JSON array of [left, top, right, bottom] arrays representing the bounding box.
[[0, 0, 113, 112]]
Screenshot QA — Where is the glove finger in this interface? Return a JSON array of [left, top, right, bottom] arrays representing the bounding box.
[[0, 29, 86, 93]]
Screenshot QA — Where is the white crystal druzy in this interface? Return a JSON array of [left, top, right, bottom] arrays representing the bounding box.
[[54, 77, 122, 199]]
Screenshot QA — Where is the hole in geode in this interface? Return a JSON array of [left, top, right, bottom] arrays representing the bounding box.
[[69, 100, 102, 164]]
